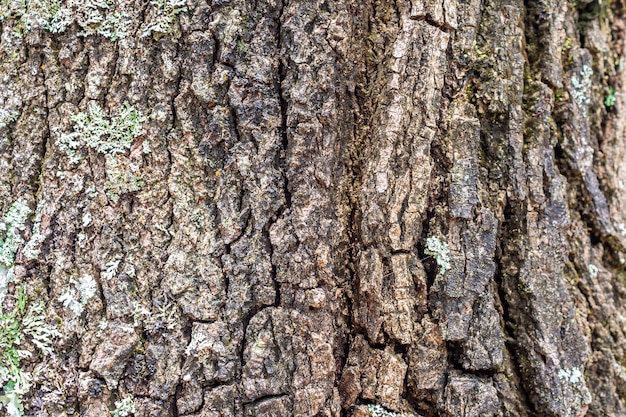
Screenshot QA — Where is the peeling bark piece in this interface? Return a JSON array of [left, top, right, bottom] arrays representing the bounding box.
[[133, 397, 170, 417], [338, 367, 361, 409], [434, 209, 498, 342], [222, 234, 276, 320], [359, 15, 449, 252], [176, 379, 204, 415], [449, 158, 479, 219], [100, 270, 136, 320], [446, 100, 481, 219], [244, 396, 293, 416], [78, 371, 111, 417], [562, 50, 614, 235], [442, 375, 500, 417], [355, 250, 422, 345], [339, 335, 408, 411], [242, 310, 295, 401], [525, 0, 567, 87], [354, 248, 385, 343], [242, 307, 337, 415], [146, 336, 183, 400], [163, 252, 224, 322], [406, 318, 447, 409], [409, 0, 457, 30], [89, 323, 138, 389], [461, 292, 504, 371], [182, 321, 241, 385], [586, 351, 626, 416], [193, 384, 241, 417], [507, 209, 591, 416], [382, 254, 421, 345], [350, 405, 370, 417], [81, 401, 111, 417]]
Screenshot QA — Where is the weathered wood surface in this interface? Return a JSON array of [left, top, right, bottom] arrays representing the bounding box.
[[2, 0, 626, 416]]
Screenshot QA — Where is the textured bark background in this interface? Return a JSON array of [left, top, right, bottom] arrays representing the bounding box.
[[3, 0, 626, 416]]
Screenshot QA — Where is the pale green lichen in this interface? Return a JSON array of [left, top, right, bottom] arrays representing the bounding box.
[[102, 258, 120, 280], [104, 155, 143, 203], [21, 224, 43, 261], [59, 101, 145, 160], [0, 289, 60, 417], [558, 367, 584, 384], [56, 129, 83, 165], [0, 109, 18, 129], [58, 275, 97, 316], [142, 140, 152, 154], [111, 394, 135, 417], [58, 102, 146, 200], [0, 0, 62, 37], [0, 201, 59, 417], [134, 301, 178, 333], [368, 404, 399, 417], [74, 0, 128, 41], [0, 200, 31, 305], [1, 0, 128, 41], [45, 3, 72, 33], [571, 65, 593, 111], [131, 301, 150, 327], [19, 301, 60, 355], [141, 0, 187, 38], [76, 232, 87, 245], [98, 318, 108, 331], [151, 303, 177, 331], [587, 264, 599, 279], [425, 236, 451, 276], [81, 211, 92, 227], [22, 199, 47, 261], [0, 199, 31, 268]]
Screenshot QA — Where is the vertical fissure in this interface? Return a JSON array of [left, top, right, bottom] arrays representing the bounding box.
[[493, 204, 538, 416], [276, 60, 291, 215]]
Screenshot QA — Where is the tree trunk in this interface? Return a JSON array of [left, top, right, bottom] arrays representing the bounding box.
[[1, 0, 626, 416]]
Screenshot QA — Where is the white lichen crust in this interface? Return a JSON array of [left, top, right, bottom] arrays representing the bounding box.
[[110, 394, 135, 417], [424, 236, 451, 276]]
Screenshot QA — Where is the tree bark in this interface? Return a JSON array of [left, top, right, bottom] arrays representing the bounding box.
[[2, 0, 626, 416]]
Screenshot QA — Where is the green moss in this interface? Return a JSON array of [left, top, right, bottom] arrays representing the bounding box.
[[562, 38, 573, 53], [518, 282, 532, 296], [555, 89, 565, 102], [465, 81, 478, 103], [604, 86, 617, 108], [236, 38, 246, 52], [561, 38, 574, 67]]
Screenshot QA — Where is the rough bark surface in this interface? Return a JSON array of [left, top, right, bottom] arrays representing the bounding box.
[[3, 0, 626, 416]]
